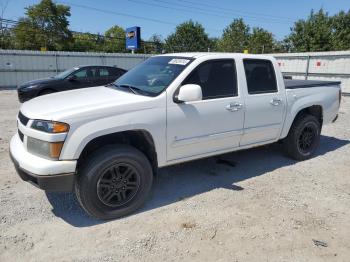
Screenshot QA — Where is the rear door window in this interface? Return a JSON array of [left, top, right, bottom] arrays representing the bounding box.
[[99, 68, 110, 77], [243, 59, 277, 94], [74, 68, 96, 79]]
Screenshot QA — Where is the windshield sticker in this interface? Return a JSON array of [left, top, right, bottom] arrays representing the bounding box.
[[168, 59, 190, 65]]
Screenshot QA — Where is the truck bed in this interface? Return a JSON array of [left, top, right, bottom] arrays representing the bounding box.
[[284, 79, 341, 89]]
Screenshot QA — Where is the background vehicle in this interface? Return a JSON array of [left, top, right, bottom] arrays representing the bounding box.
[[10, 53, 341, 219], [17, 65, 127, 102]]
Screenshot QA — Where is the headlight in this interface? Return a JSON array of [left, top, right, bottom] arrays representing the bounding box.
[[27, 137, 64, 160], [31, 120, 69, 133]]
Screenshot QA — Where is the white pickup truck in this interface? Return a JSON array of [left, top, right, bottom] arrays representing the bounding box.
[[10, 53, 341, 219]]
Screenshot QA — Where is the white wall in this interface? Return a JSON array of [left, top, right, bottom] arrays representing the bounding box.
[[0, 50, 151, 88], [1, 50, 350, 93], [274, 51, 350, 93]]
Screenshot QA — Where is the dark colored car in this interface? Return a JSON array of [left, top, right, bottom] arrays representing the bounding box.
[[17, 65, 127, 103]]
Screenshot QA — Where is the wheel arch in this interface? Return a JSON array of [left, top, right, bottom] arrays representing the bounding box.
[[77, 129, 158, 175], [281, 104, 323, 139]]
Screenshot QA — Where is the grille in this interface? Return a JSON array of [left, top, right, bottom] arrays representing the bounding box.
[[18, 111, 29, 126], [18, 129, 24, 142]]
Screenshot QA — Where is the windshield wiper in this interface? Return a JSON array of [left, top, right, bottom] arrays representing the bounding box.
[[120, 84, 141, 95], [113, 84, 144, 95]]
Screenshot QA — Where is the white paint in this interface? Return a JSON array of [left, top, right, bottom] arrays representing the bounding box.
[[10, 53, 341, 177]]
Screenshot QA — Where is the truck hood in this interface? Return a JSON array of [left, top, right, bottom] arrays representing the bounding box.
[[20, 86, 155, 121]]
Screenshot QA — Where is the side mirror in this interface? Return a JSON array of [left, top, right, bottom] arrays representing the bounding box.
[[175, 84, 202, 103], [67, 75, 77, 81]]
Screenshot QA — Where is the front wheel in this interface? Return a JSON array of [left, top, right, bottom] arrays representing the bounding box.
[[283, 114, 321, 161], [75, 145, 153, 220]]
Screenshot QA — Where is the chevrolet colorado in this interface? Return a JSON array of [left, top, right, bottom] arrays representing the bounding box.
[[10, 53, 341, 219]]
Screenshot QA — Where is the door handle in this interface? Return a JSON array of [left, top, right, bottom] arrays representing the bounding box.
[[226, 102, 243, 111], [270, 98, 282, 106]]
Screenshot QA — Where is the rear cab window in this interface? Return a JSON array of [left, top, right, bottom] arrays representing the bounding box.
[[243, 59, 277, 94]]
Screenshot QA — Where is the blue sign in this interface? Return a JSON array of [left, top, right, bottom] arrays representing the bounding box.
[[126, 26, 141, 50]]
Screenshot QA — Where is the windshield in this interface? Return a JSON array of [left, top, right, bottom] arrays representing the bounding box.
[[113, 56, 193, 96], [54, 68, 78, 79]]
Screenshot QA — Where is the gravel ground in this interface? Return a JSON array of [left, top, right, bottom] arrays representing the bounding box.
[[0, 90, 349, 262]]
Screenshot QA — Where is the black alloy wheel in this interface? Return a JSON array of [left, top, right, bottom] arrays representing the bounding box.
[[282, 114, 321, 161], [75, 145, 153, 220], [97, 163, 141, 207], [297, 124, 317, 154]]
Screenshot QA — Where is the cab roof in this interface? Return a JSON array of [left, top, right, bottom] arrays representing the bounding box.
[[156, 52, 275, 61]]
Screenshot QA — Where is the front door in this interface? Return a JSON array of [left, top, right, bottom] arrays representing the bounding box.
[[166, 59, 244, 161]]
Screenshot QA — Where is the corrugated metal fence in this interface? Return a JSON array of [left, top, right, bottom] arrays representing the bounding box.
[[0, 50, 151, 88], [274, 51, 350, 93], [1, 49, 349, 92]]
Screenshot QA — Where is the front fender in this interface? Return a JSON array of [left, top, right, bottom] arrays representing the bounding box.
[[59, 107, 166, 165]]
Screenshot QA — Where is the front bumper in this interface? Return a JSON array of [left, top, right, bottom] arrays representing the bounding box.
[[9, 134, 77, 191]]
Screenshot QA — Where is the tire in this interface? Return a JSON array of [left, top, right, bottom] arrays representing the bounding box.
[[75, 145, 153, 220], [283, 114, 321, 161]]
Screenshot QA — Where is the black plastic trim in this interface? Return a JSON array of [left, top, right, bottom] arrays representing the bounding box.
[[18, 111, 29, 126], [9, 151, 75, 192]]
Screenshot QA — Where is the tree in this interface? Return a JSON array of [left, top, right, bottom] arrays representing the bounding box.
[[140, 34, 164, 54], [165, 20, 211, 52], [331, 10, 350, 51], [103, 25, 125, 53], [248, 27, 275, 54], [217, 18, 250, 52], [273, 40, 290, 53], [286, 9, 332, 52], [71, 32, 100, 52], [0, 0, 13, 49], [12, 0, 72, 50]]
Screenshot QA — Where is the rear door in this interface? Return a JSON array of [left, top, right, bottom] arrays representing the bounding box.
[[240, 59, 286, 146]]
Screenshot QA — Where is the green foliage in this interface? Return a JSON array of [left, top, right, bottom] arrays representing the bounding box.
[[217, 18, 250, 52], [249, 27, 275, 54], [144, 34, 164, 54], [0, 28, 13, 49], [12, 0, 72, 50], [216, 19, 280, 54], [165, 20, 211, 52], [287, 9, 333, 52], [103, 25, 125, 53], [70, 32, 100, 52], [331, 10, 350, 50]]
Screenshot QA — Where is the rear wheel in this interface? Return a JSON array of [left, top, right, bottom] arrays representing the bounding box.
[[75, 145, 153, 220], [283, 114, 321, 161]]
